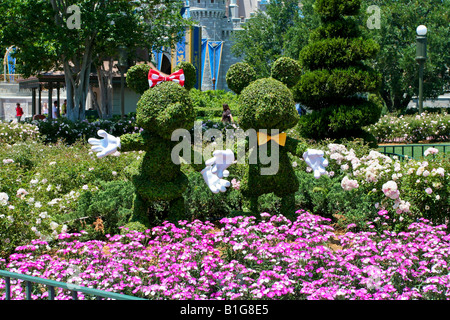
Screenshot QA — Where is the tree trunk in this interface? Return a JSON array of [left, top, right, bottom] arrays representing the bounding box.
[[96, 57, 114, 119]]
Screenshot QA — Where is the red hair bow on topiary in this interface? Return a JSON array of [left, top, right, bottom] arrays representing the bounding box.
[[148, 68, 185, 88]]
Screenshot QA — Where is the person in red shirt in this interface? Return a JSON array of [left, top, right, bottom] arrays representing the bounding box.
[[15, 103, 24, 122]]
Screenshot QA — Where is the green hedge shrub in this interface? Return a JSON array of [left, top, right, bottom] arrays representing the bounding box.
[[293, 67, 382, 108], [314, 0, 362, 18], [270, 57, 302, 88], [226, 62, 257, 95], [299, 38, 379, 70]]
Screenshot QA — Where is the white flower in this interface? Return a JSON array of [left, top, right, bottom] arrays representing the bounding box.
[[341, 176, 359, 191], [424, 147, 439, 156], [16, 188, 29, 198], [82, 185, 89, 190], [3, 159, 14, 164], [34, 201, 42, 208], [382, 181, 400, 199], [49, 161, 57, 166], [436, 195, 440, 200], [0, 192, 9, 206], [112, 171, 117, 176], [41, 178, 48, 184], [292, 161, 297, 168], [39, 212, 48, 219], [50, 222, 59, 230]]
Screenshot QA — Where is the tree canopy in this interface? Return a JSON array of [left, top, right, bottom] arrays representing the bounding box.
[[1, 0, 189, 120]]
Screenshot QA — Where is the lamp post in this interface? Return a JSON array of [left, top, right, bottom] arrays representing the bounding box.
[[118, 46, 129, 119], [415, 25, 427, 113]]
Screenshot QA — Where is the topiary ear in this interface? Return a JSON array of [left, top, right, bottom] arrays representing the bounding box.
[[271, 57, 302, 88], [173, 61, 197, 91], [126, 64, 151, 95], [226, 62, 257, 94]]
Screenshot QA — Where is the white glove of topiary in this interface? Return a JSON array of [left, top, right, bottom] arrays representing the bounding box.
[[205, 149, 235, 178], [303, 149, 329, 179], [201, 149, 235, 193], [201, 166, 231, 194], [88, 130, 121, 158]]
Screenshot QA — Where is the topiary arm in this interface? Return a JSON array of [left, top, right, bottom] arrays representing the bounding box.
[[284, 136, 329, 179], [119, 133, 146, 152], [284, 136, 309, 157]]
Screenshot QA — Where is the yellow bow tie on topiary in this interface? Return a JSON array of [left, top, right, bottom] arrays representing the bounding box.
[[257, 131, 287, 146]]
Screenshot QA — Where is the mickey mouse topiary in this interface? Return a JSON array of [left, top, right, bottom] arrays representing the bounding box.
[[226, 63, 329, 218]]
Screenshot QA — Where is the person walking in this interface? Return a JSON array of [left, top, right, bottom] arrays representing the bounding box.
[[61, 99, 67, 116], [15, 103, 24, 123], [53, 101, 59, 119], [221, 103, 234, 124]]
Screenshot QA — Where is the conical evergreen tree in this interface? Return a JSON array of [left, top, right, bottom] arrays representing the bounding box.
[[293, 0, 382, 146]]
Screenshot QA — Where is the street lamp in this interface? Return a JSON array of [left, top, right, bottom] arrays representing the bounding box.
[[118, 46, 129, 119], [415, 25, 427, 113]]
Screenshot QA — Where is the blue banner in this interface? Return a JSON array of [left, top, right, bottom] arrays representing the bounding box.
[[190, 27, 202, 89], [201, 39, 208, 88], [175, 35, 187, 68], [207, 41, 223, 89], [152, 49, 163, 70]]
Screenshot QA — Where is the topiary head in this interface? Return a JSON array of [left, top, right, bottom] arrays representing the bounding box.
[[226, 62, 257, 94], [136, 81, 195, 139], [238, 78, 299, 132]]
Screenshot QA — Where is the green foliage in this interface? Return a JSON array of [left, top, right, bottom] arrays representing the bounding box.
[[126, 64, 151, 95], [296, 99, 381, 147], [226, 62, 257, 95], [270, 57, 302, 88], [136, 81, 195, 140], [366, 112, 450, 143], [189, 89, 239, 118], [0, 122, 40, 145], [239, 78, 299, 132], [308, 17, 359, 41], [28, 116, 141, 145], [299, 38, 379, 70], [293, 67, 382, 109], [231, 0, 306, 77], [173, 61, 197, 91], [360, 0, 450, 112], [72, 180, 134, 236], [296, 0, 381, 144], [314, 0, 362, 19], [1, 0, 189, 121]]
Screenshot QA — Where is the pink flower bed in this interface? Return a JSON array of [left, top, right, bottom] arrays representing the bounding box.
[[1, 210, 450, 300]]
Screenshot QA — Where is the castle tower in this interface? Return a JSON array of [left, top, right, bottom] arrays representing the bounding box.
[[187, 0, 268, 91], [189, 0, 237, 91]]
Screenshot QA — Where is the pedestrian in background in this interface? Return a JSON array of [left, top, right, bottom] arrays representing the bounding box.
[[15, 103, 24, 122]]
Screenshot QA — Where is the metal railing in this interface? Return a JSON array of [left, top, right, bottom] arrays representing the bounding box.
[[379, 144, 450, 160], [0, 270, 146, 300]]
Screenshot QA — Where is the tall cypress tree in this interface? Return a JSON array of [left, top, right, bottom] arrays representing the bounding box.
[[293, 0, 382, 146]]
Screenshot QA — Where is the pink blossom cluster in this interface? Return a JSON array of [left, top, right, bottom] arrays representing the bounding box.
[[2, 211, 450, 300]]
